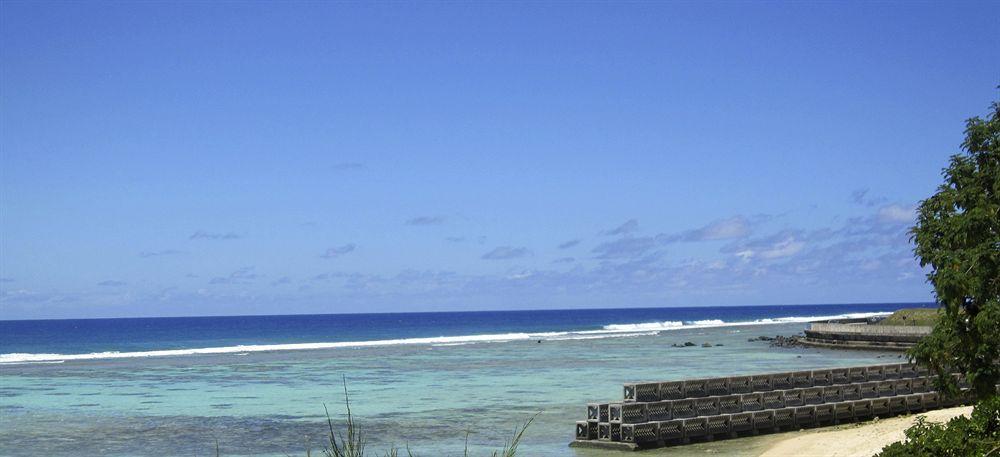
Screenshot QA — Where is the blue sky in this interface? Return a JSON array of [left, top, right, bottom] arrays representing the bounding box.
[[1, 2, 998, 319]]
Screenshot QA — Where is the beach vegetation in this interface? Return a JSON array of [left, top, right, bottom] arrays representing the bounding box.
[[211, 377, 536, 457], [303, 378, 535, 457], [876, 395, 1000, 457], [876, 308, 939, 327], [909, 93, 1000, 401]]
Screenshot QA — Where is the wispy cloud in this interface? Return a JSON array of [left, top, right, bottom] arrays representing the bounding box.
[[406, 215, 446, 226], [600, 219, 639, 236], [850, 188, 888, 207], [321, 244, 357, 259], [481, 246, 531, 260], [733, 236, 805, 261], [723, 229, 811, 260], [663, 216, 757, 243], [189, 230, 240, 241], [6, 198, 927, 318], [557, 239, 580, 249], [591, 236, 659, 259], [209, 266, 259, 285], [760, 238, 806, 259], [332, 162, 365, 171], [97, 280, 127, 287], [139, 249, 182, 258]]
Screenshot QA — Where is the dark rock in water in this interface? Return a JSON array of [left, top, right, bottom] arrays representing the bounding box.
[[749, 334, 805, 348], [768, 335, 804, 348], [683, 341, 696, 347], [671, 343, 683, 348], [702, 342, 712, 348], [715, 343, 724, 346]]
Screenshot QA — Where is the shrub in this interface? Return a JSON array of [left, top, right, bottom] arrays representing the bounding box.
[[876, 396, 1000, 457]]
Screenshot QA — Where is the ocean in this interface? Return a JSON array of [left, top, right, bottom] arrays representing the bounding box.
[[0, 303, 931, 456]]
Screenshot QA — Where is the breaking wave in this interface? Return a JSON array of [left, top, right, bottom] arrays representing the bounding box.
[[0, 312, 890, 364], [601, 312, 890, 332]]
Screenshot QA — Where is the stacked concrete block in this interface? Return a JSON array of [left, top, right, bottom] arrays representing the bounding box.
[[572, 363, 973, 450]]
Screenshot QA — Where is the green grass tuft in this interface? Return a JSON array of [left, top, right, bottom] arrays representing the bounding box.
[[215, 376, 537, 457]]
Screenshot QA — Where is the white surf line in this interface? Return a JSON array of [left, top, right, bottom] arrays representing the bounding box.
[[0, 311, 892, 364]]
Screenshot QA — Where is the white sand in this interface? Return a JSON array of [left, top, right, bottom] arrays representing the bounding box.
[[759, 406, 973, 457]]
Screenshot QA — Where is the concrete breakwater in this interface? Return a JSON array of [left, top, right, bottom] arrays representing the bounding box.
[[569, 363, 971, 451], [801, 323, 932, 350]]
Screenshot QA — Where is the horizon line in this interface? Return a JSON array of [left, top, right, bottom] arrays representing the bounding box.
[[0, 300, 936, 323]]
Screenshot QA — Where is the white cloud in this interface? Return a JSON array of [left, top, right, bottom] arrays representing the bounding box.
[[759, 238, 805, 259], [697, 216, 750, 240], [877, 204, 916, 224], [663, 215, 764, 243]]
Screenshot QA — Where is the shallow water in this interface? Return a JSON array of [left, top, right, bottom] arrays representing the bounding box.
[[0, 321, 905, 456]]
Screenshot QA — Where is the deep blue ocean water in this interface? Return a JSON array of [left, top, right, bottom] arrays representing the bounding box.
[[0, 302, 928, 356], [0, 303, 934, 456]]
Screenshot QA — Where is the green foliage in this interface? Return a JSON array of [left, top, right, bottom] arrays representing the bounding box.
[[320, 379, 368, 457], [489, 414, 535, 457], [876, 396, 1000, 457], [877, 308, 940, 327], [301, 377, 534, 457], [909, 94, 1000, 400]]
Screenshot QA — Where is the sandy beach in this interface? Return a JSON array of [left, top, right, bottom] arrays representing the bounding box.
[[760, 405, 973, 457]]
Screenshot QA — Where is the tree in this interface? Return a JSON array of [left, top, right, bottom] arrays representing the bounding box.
[[909, 93, 999, 401]]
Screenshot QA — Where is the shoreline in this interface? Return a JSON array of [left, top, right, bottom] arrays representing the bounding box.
[[759, 405, 973, 457]]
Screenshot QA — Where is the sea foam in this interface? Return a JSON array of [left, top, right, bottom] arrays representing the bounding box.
[[0, 311, 891, 364], [600, 312, 891, 332]]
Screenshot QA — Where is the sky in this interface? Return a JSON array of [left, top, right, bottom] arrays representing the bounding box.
[[1, 2, 998, 320]]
